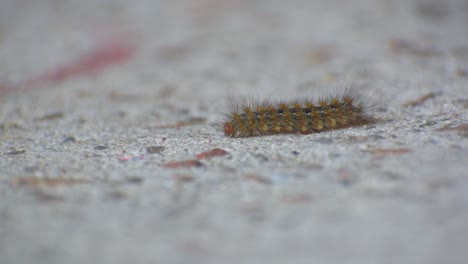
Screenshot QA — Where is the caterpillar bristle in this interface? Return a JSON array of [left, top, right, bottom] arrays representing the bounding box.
[[223, 89, 375, 138]]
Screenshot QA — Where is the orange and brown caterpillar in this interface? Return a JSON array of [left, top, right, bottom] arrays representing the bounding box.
[[223, 90, 374, 137]]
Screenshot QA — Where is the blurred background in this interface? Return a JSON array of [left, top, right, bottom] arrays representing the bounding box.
[[1, 0, 466, 99]]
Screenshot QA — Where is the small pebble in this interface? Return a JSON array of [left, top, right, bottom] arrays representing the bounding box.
[[62, 136, 77, 144], [94, 145, 109, 150], [146, 146, 165, 154], [162, 160, 204, 168], [6, 149, 25, 155], [125, 176, 143, 184]]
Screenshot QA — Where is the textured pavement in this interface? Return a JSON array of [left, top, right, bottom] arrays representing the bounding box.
[[1, 0, 467, 263]]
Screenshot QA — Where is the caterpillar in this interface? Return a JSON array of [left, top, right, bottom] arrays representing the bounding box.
[[223, 89, 374, 137]]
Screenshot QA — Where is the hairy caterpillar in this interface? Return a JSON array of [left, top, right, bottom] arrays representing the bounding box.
[[223, 89, 374, 137]]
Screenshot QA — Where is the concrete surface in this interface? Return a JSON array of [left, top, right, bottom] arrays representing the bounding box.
[[1, 0, 467, 263]]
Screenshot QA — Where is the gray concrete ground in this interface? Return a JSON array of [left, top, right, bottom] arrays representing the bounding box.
[[1, 0, 467, 263]]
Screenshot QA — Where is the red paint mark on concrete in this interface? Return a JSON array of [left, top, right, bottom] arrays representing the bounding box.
[[118, 156, 133, 161], [0, 83, 14, 94], [27, 40, 134, 85], [118, 155, 145, 162], [196, 148, 229, 160], [1, 38, 135, 94], [162, 148, 229, 169]]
